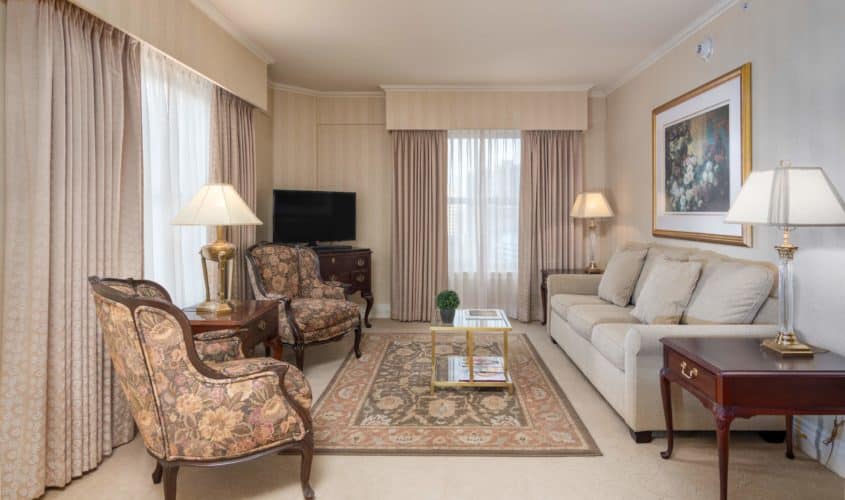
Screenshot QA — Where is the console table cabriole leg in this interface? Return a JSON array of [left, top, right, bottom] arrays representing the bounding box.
[[362, 291, 374, 328], [715, 406, 735, 500], [659, 368, 674, 459], [785, 414, 795, 459]]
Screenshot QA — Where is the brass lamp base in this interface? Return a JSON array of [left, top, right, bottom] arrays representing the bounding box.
[[195, 299, 233, 315], [585, 261, 603, 274], [761, 332, 814, 358]]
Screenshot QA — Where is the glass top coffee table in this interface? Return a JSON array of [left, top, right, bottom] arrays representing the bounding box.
[[430, 308, 513, 393]]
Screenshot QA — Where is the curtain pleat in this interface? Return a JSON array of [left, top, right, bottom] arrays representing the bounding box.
[[1, 0, 142, 497], [391, 131, 449, 321], [210, 87, 257, 301], [517, 130, 584, 322]]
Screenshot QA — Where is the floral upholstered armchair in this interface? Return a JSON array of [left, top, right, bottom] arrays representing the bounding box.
[[246, 242, 362, 369], [89, 276, 316, 500]]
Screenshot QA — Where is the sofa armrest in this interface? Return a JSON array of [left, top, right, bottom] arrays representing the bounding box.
[[625, 324, 779, 357], [546, 273, 602, 297]]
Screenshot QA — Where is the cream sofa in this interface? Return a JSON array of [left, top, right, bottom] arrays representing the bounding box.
[[547, 242, 784, 442]]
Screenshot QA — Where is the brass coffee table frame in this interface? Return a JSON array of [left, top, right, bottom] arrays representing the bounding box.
[[430, 309, 513, 393]]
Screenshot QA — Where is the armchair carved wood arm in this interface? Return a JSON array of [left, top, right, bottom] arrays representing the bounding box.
[[245, 242, 363, 370], [89, 276, 315, 500]]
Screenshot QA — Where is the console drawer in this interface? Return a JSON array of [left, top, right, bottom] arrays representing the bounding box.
[[666, 350, 716, 399]]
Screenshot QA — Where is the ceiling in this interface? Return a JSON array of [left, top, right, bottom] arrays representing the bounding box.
[[198, 0, 726, 93]]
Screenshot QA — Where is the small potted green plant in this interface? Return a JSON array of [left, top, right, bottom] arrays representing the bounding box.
[[435, 290, 460, 324]]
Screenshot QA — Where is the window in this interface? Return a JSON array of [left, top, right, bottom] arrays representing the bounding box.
[[447, 130, 521, 316], [141, 46, 213, 306]]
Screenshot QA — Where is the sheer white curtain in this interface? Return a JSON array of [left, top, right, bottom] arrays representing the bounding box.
[[141, 46, 212, 306], [447, 130, 521, 317]]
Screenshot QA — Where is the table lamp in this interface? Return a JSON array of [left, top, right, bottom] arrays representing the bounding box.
[[571, 192, 615, 274], [171, 183, 262, 314], [725, 161, 845, 356]]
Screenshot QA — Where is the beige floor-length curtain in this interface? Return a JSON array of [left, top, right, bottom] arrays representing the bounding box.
[[391, 131, 449, 321], [210, 87, 257, 300], [517, 130, 584, 322], [0, 0, 142, 497]]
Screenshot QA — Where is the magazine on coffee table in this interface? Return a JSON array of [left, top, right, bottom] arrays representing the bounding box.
[[465, 309, 502, 320], [447, 356, 506, 382]]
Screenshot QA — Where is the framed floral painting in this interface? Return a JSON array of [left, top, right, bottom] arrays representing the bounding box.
[[652, 63, 752, 246]]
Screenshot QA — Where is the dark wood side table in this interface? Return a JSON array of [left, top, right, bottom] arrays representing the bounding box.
[[540, 268, 600, 325], [660, 337, 845, 500], [315, 247, 374, 328], [184, 300, 281, 359]]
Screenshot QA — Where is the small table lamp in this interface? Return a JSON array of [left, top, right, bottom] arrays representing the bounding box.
[[571, 192, 615, 274], [171, 183, 262, 314], [725, 161, 845, 356]]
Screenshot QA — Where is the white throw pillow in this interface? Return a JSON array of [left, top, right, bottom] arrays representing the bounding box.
[[682, 261, 774, 324], [632, 256, 702, 324], [598, 248, 648, 307]]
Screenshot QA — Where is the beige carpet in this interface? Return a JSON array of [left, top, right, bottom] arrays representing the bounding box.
[[312, 332, 599, 456], [43, 320, 844, 500]]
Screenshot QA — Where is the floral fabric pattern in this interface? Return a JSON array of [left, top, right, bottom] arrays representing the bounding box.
[[92, 295, 167, 458], [207, 358, 313, 411], [133, 305, 308, 460], [249, 245, 300, 298], [277, 299, 359, 344], [299, 249, 345, 300], [194, 329, 244, 363]]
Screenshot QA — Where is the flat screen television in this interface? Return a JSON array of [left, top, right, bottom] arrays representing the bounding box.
[[273, 189, 356, 245]]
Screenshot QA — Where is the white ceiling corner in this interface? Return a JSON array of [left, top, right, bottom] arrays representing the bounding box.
[[604, 0, 739, 94], [190, 0, 275, 65]]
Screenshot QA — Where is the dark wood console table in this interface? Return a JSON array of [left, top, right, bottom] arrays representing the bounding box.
[[314, 247, 373, 328], [660, 337, 845, 500], [184, 300, 281, 359]]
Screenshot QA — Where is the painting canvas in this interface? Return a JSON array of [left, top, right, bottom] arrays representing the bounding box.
[[652, 64, 751, 247], [664, 104, 730, 213]]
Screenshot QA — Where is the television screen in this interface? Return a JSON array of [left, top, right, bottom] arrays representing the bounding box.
[[273, 190, 356, 244]]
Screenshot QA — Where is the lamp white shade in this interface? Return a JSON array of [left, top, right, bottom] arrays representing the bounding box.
[[571, 192, 615, 219], [171, 183, 262, 226], [725, 163, 845, 227]]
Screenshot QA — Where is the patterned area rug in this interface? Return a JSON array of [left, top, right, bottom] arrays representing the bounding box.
[[312, 332, 600, 456]]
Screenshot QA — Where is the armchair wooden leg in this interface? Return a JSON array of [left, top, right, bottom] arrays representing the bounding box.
[[353, 318, 362, 358], [300, 435, 315, 500], [152, 462, 163, 484], [294, 344, 305, 370], [162, 464, 179, 500]]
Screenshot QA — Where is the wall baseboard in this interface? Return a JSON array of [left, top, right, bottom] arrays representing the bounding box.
[[794, 415, 845, 478], [355, 303, 391, 319]]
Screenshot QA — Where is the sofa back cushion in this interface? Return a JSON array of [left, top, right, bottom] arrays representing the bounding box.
[[682, 261, 774, 324], [632, 256, 702, 324], [598, 247, 648, 306], [631, 245, 694, 304]]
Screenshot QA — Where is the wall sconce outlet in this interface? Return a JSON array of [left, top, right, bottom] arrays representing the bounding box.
[[696, 37, 714, 61]]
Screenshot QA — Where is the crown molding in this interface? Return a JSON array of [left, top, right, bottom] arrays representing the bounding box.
[[379, 84, 594, 92], [268, 81, 384, 97], [190, 0, 275, 64], [605, 0, 738, 95]]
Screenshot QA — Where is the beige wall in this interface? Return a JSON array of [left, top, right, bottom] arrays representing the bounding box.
[[585, 96, 610, 265], [384, 89, 588, 130], [70, 0, 267, 109], [606, 0, 845, 472], [268, 89, 393, 315], [0, 1, 5, 331]]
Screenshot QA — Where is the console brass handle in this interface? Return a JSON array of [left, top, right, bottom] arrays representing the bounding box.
[[355, 274, 365, 282], [258, 320, 267, 331], [356, 258, 365, 267], [680, 361, 698, 380], [331, 257, 336, 264]]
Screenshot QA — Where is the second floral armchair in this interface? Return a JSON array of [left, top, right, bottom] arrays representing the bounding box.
[[246, 242, 362, 369]]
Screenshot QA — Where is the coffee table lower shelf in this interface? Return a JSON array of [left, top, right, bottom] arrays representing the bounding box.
[[430, 355, 513, 393]]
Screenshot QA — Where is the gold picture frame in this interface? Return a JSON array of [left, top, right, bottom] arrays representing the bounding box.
[[652, 63, 752, 247]]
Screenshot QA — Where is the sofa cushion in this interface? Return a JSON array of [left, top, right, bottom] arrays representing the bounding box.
[[549, 294, 607, 320], [590, 323, 630, 371], [598, 248, 648, 306], [682, 261, 774, 325], [632, 256, 702, 325], [632, 246, 694, 304], [567, 304, 639, 340]]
